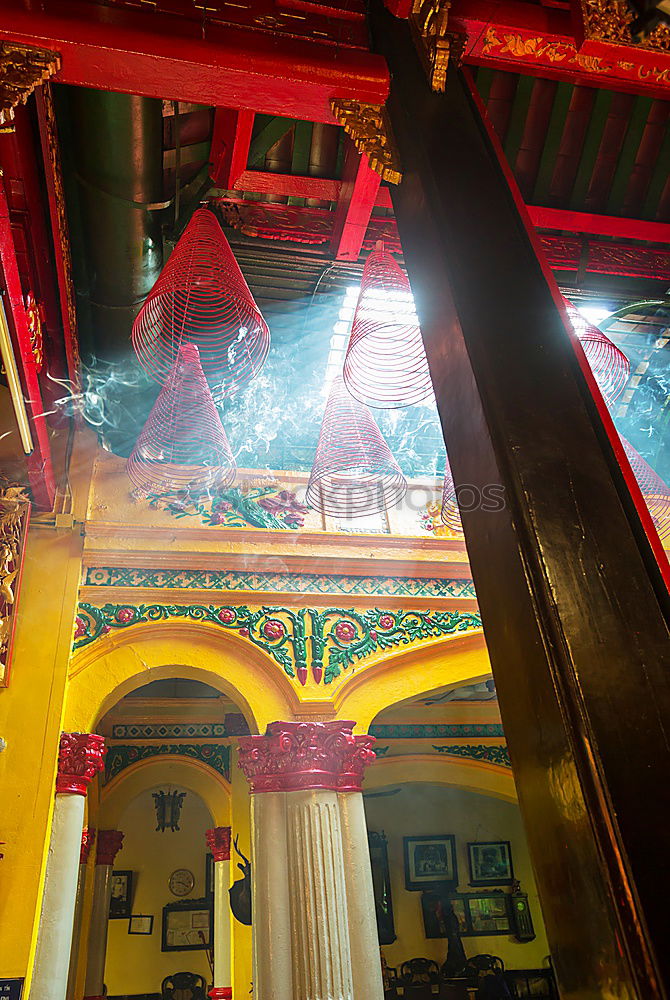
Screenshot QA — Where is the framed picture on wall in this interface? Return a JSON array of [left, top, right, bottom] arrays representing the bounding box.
[[162, 898, 213, 951], [422, 892, 512, 937], [128, 914, 154, 935], [109, 870, 134, 919], [403, 835, 457, 891], [467, 841, 514, 886]]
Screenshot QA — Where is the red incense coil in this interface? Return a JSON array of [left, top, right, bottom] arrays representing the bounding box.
[[306, 376, 407, 517], [132, 207, 270, 397], [564, 300, 629, 406], [440, 461, 463, 534], [127, 343, 235, 498], [343, 246, 432, 409], [621, 436, 670, 541]]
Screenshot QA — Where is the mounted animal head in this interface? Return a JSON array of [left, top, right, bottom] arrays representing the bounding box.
[[228, 834, 252, 926]]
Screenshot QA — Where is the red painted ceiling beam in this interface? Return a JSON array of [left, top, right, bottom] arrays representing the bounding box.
[[210, 110, 255, 189], [233, 171, 342, 201], [451, 0, 670, 99], [330, 141, 381, 261], [0, 182, 55, 510], [0, 0, 389, 123], [527, 205, 670, 242]]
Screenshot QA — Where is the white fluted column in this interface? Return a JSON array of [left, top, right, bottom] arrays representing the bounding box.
[[206, 827, 233, 1000], [238, 720, 379, 1000], [339, 792, 385, 1000], [83, 830, 124, 1000], [66, 828, 96, 1000], [30, 733, 106, 1000]]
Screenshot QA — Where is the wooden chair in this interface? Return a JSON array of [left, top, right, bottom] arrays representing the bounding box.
[[400, 958, 441, 999], [161, 973, 207, 1000]]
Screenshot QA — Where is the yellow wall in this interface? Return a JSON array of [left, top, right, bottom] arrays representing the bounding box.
[[105, 788, 214, 995], [364, 784, 551, 973]]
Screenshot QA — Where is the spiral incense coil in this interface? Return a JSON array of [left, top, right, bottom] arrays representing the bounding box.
[[127, 343, 236, 498], [132, 207, 270, 398], [564, 300, 629, 407], [306, 376, 407, 517], [343, 246, 432, 409], [440, 461, 463, 534], [620, 436, 670, 541]]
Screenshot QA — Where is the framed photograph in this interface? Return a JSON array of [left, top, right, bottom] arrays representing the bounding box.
[[162, 898, 213, 952], [468, 841, 514, 886], [422, 892, 512, 937], [205, 852, 214, 898], [404, 835, 457, 891], [109, 871, 134, 919], [128, 914, 154, 935]]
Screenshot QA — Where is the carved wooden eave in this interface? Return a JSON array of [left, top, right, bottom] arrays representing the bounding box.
[[330, 99, 403, 185], [580, 0, 670, 52], [409, 0, 466, 92], [0, 41, 60, 127]]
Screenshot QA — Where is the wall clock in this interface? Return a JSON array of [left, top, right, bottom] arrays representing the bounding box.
[[168, 868, 195, 897]]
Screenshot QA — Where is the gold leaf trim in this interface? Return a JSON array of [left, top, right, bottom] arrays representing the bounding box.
[[0, 42, 60, 126], [330, 99, 402, 185], [410, 0, 465, 91]]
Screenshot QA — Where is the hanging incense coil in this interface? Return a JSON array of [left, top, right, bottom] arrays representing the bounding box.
[[132, 207, 270, 397], [620, 436, 670, 541], [127, 343, 235, 498], [306, 376, 407, 517], [564, 300, 629, 407], [440, 460, 463, 534], [343, 246, 432, 409]]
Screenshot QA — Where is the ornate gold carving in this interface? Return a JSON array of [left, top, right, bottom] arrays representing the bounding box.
[[409, 0, 465, 91], [24, 292, 44, 369], [330, 99, 402, 185], [0, 485, 30, 686], [38, 83, 81, 388], [580, 0, 670, 52], [0, 42, 60, 127]]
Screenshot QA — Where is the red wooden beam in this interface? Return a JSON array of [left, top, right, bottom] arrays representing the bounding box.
[[330, 140, 381, 261], [210, 110, 255, 189], [0, 0, 389, 123], [450, 0, 670, 99], [233, 170, 342, 201], [527, 205, 670, 242], [0, 181, 55, 510]]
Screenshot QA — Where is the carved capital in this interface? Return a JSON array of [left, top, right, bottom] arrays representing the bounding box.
[[56, 732, 105, 796], [80, 827, 96, 866], [96, 829, 124, 866], [330, 100, 402, 185], [580, 0, 670, 50], [238, 721, 376, 793], [206, 826, 232, 862], [410, 0, 466, 91], [0, 42, 60, 127]]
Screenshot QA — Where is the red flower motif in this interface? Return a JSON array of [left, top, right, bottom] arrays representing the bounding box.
[[334, 620, 356, 643], [74, 616, 88, 639], [283, 511, 305, 528], [370, 630, 378, 641], [239, 627, 250, 637], [263, 619, 285, 641], [115, 607, 135, 624], [212, 500, 233, 512], [210, 512, 226, 525], [101, 625, 112, 635], [379, 614, 395, 630], [218, 608, 235, 624]]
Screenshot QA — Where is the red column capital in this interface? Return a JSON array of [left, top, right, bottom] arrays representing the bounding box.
[[56, 732, 105, 795], [96, 830, 124, 866], [206, 826, 231, 862], [238, 720, 376, 793], [80, 827, 96, 865]]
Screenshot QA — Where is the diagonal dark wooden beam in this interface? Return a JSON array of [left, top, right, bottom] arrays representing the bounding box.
[[370, 0, 670, 995]]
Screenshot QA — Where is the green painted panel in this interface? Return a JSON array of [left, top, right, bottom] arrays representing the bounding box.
[[569, 89, 613, 210], [642, 122, 670, 219], [532, 82, 573, 205], [289, 120, 313, 206], [248, 115, 295, 166], [606, 96, 653, 215], [503, 75, 535, 174]]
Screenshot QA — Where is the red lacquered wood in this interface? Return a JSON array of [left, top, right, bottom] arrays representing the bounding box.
[[330, 143, 381, 262]]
